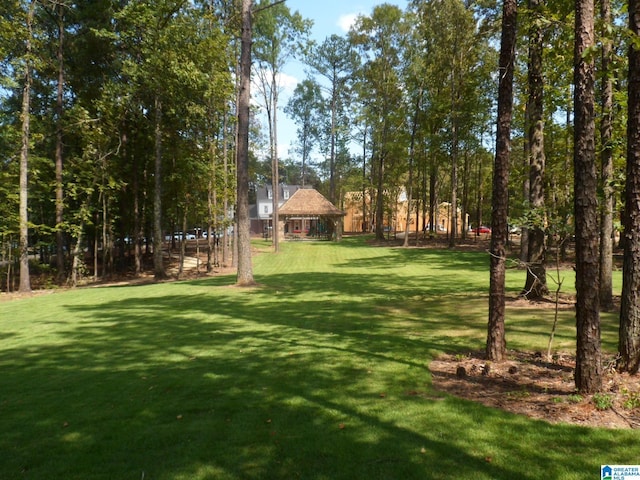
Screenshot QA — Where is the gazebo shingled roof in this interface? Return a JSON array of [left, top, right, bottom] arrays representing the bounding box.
[[278, 188, 345, 218]]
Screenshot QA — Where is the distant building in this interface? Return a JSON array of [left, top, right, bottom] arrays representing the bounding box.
[[250, 185, 345, 240], [278, 188, 345, 241], [342, 189, 468, 235], [251, 184, 301, 236]]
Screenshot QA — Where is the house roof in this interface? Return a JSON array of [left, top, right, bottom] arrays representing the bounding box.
[[255, 184, 301, 203], [278, 188, 345, 217]]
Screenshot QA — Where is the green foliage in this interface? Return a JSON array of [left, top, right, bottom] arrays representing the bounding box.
[[506, 388, 531, 399], [592, 393, 614, 411], [621, 388, 640, 410], [567, 394, 584, 403]]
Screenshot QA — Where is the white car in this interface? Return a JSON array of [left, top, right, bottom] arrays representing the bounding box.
[[173, 232, 196, 241]]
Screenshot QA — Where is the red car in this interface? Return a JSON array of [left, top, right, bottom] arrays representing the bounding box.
[[473, 226, 491, 235]]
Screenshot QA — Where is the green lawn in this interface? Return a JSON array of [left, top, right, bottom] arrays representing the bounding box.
[[0, 236, 632, 479]]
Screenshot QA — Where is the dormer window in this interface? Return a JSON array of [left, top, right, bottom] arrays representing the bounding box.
[[283, 190, 290, 200], [267, 188, 272, 199]]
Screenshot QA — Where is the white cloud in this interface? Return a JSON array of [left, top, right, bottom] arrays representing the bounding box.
[[337, 13, 358, 32], [278, 71, 299, 95], [250, 70, 299, 108]]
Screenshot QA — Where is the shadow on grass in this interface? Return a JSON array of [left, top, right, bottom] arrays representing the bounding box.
[[0, 241, 631, 479]]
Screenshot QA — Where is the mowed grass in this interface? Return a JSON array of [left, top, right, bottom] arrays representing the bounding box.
[[0, 236, 632, 480]]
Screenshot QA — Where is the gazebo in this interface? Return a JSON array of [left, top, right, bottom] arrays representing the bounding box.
[[277, 188, 345, 241]]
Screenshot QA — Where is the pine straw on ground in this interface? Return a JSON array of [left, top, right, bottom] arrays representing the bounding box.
[[430, 349, 640, 429]]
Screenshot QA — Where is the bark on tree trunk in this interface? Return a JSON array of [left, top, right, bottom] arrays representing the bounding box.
[[235, 0, 255, 286], [618, 0, 640, 373], [329, 82, 337, 205], [461, 151, 470, 241], [18, 1, 34, 293], [487, 0, 517, 362], [574, 0, 602, 393], [523, 0, 548, 300], [153, 96, 167, 280], [429, 160, 437, 235], [128, 127, 143, 277], [71, 222, 85, 287], [375, 149, 385, 241], [599, 0, 615, 310], [520, 112, 530, 263], [223, 108, 230, 266], [55, 2, 66, 282], [404, 93, 421, 247], [449, 123, 458, 248], [271, 95, 280, 253], [362, 128, 368, 233]]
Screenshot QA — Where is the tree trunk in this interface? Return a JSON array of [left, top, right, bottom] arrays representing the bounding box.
[[207, 134, 216, 272], [236, 0, 255, 286], [71, 222, 85, 287], [18, 0, 34, 293], [375, 148, 385, 241], [362, 127, 368, 232], [599, 0, 615, 310], [223, 108, 230, 266], [429, 159, 438, 235], [449, 68, 459, 247], [404, 93, 421, 247], [329, 82, 337, 205], [178, 209, 187, 279], [93, 217, 98, 281], [55, 2, 66, 282], [129, 127, 143, 277], [153, 96, 167, 280], [213, 175, 220, 268], [461, 151, 470, 240], [449, 122, 458, 248], [271, 77, 280, 253], [476, 154, 483, 240], [618, 0, 640, 374], [574, 0, 602, 393], [487, 0, 517, 362], [561, 95, 572, 263], [523, 0, 548, 300], [520, 109, 530, 262], [102, 191, 111, 278]]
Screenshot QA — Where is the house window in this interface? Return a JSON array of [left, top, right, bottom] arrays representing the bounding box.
[[264, 206, 268, 214], [283, 190, 289, 200], [267, 189, 272, 199]]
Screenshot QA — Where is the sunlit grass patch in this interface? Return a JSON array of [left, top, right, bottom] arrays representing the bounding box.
[[0, 237, 631, 480]]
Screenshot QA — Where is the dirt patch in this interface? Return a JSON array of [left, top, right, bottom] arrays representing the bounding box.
[[430, 350, 640, 429], [0, 248, 238, 302]]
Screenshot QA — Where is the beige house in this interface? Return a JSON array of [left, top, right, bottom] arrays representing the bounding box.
[[342, 190, 468, 235]]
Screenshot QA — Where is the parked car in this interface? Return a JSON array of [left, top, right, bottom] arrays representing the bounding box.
[[472, 226, 491, 235], [173, 232, 196, 241]]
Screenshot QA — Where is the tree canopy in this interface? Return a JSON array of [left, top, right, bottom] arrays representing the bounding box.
[[1, 0, 639, 392]]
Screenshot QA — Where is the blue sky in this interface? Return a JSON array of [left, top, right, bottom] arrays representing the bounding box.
[[259, 0, 408, 161]]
